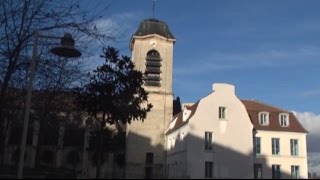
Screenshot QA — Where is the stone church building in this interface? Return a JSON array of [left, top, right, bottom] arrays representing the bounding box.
[[125, 18, 308, 179], [125, 18, 177, 179]]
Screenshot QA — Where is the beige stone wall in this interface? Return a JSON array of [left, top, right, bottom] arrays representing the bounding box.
[[255, 130, 308, 179], [126, 93, 173, 178], [130, 35, 175, 93], [126, 34, 175, 179]]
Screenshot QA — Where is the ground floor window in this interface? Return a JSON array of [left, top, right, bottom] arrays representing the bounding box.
[[291, 165, 300, 179], [254, 163, 263, 179], [272, 164, 281, 179], [205, 161, 214, 178]]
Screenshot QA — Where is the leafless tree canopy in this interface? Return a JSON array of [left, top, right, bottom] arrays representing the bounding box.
[[0, 0, 113, 163]]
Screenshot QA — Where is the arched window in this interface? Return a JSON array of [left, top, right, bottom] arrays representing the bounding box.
[[145, 50, 162, 86]]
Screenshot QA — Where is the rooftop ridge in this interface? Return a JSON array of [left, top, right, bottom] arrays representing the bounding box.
[[241, 99, 290, 113], [165, 101, 200, 135]]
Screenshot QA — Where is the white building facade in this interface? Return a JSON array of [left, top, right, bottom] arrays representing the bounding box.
[[242, 100, 308, 179], [165, 83, 308, 179], [165, 83, 254, 179]]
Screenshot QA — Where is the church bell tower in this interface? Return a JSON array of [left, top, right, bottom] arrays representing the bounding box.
[[125, 18, 176, 179]]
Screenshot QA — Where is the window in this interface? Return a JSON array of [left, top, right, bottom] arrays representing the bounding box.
[[259, 112, 269, 126], [254, 164, 263, 179], [171, 163, 175, 178], [272, 138, 280, 155], [272, 165, 281, 179], [145, 50, 161, 86], [205, 161, 214, 178], [290, 139, 299, 156], [219, 107, 226, 119], [205, 132, 213, 150], [291, 166, 300, 179], [279, 113, 289, 127], [145, 153, 153, 179], [254, 137, 261, 155]]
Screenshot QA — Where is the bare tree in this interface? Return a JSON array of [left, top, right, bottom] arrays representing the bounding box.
[[0, 0, 113, 164], [31, 56, 85, 168]]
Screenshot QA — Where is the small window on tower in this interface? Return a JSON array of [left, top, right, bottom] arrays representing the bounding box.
[[145, 50, 162, 86]]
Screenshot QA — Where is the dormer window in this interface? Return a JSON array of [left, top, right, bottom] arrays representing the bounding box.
[[279, 113, 289, 127], [259, 112, 269, 126]]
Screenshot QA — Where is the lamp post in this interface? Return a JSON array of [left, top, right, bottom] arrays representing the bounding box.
[[17, 31, 81, 179]]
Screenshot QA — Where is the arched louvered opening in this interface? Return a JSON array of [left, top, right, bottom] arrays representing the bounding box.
[[145, 50, 162, 86]]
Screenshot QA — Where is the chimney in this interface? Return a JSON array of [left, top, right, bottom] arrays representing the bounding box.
[[212, 83, 235, 95]]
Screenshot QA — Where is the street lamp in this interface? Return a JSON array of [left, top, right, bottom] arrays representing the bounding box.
[[17, 31, 81, 179]]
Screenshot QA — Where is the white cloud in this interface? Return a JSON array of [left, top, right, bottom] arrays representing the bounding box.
[[175, 47, 320, 75], [95, 18, 118, 33], [94, 12, 138, 38], [301, 89, 320, 98], [80, 12, 140, 71], [292, 111, 320, 152], [308, 152, 320, 175], [293, 111, 320, 135]]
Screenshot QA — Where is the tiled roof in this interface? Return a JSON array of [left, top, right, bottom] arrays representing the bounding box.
[[133, 18, 175, 39], [241, 99, 308, 133], [165, 101, 199, 135]]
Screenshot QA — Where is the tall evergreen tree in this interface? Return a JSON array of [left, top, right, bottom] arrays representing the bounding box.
[[74, 46, 152, 179]]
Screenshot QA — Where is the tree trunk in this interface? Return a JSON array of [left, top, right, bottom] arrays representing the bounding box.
[[34, 96, 49, 168], [0, 116, 9, 164], [96, 126, 104, 179], [34, 117, 44, 168], [96, 114, 106, 179]]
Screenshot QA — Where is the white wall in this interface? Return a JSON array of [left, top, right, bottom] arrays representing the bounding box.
[[255, 130, 308, 179], [187, 83, 254, 179], [166, 124, 189, 179], [166, 83, 254, 179], [166, 83, 309, 179]]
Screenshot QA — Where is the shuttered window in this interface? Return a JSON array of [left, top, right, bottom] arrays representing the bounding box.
[[145, 50, 161, 86]]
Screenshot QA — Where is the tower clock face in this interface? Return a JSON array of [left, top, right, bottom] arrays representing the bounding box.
[[150, 40, 157, 48]]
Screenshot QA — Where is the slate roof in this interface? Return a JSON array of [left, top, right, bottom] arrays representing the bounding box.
[[133, 18, 175, 39], [241, 99, 307, 133], [165, 99, 307, 135], [165, 101, 199, 135]]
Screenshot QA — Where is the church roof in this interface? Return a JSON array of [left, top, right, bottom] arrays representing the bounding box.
[[133, 18, 175, 39]]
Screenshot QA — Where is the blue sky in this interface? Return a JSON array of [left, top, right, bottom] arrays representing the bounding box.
[[83, 0, 320, 114], [82, 1, 320, 153]]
